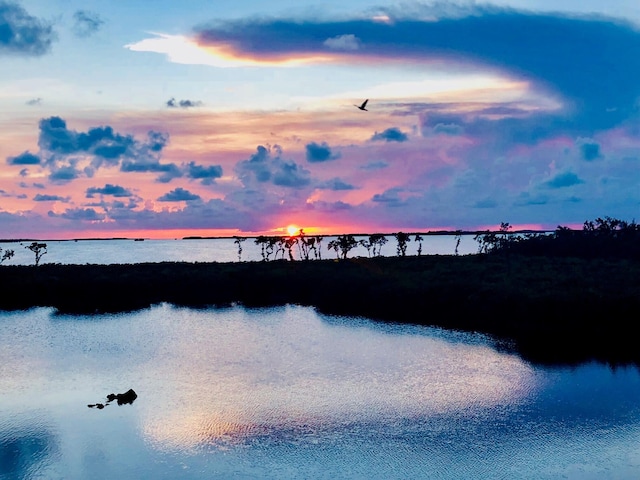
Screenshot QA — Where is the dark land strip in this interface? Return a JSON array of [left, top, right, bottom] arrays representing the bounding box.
[[1, 255, 639, 366]]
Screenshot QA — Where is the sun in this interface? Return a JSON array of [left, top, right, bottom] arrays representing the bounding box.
[[286, 224, 300, 236]]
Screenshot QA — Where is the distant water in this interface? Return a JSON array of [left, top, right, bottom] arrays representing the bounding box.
[[0, 234, 478, 265], [1, 304, 640, 479]]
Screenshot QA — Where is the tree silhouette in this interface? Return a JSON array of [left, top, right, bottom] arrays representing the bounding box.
[[358, 238, 373, 257], [254, 236, 280, 261], [474, 222, 511, 254], [453, 230, 462, 255], [274, 237, 286, 260], [414, 234, 423, 256], [233, 236, 246, 262], [327, 234, 358, 259], [369, 234, 387, 257], [284, 236, 297, 261], [254, 236, 268, 261], [25, 242, 47, 266], [297, 229, 316, 260], [0, 247, 15, 264], [314, 236, 324, 260], [394, 232, 411, 256]]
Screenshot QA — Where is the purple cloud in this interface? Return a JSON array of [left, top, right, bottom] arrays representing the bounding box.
[[157, 187, 201, 202], [33, 194, 69, 202], [371, 188, 406, 206], [184, 161, 223, 183], [49, 208, 105, 221], [371, 128, 409, 143], [317, 178, 356, 191], [86, 184, 133, 198], [235, 145, 311, 188]]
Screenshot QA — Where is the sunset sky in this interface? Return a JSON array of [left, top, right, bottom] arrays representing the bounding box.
[[1, 0, 639, 239]]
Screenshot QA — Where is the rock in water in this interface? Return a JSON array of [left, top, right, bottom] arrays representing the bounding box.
[[106, 388, 138, 405]]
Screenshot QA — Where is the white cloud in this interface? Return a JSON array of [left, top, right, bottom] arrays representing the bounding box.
[[323, 34, 361, 51]]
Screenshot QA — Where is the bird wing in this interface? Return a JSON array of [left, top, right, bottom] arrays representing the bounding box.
[[361, 99, 369, 108]]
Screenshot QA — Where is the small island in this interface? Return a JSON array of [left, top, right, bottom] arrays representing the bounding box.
[[1, 217, 638, 366]]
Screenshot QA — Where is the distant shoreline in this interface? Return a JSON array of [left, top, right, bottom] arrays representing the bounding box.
[[0, 230, 554, 243], [1, 255, 638, 366]]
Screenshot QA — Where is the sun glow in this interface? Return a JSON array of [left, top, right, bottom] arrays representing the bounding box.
[[286, 224, 300, 236], [125, 33, 335, 68]]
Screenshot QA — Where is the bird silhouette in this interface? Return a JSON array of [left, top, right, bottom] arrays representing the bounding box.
[[354, 99, 369, 111]]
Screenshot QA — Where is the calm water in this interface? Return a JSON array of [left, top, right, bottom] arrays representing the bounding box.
[[0, 234, 478, 265], [1, 304, 640, 479]]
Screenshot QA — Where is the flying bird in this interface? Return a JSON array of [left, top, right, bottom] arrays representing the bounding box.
[[354, 99, 369, 111]]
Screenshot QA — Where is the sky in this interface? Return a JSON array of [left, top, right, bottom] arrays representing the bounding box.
[[1, 0, 640, 239]]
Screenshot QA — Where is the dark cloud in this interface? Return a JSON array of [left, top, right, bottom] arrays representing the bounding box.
[[419, 108, 577, 147], [577, 138, 602, 161], [20, 117, 178, 183], [272, 161, 311, 187], [26, 97, 42, 106], [72, 10, 104, 38], [80, 127, 135, 160], [474, 198, 498, 209], [195, 7, 640, 130], [146, 131, 169, 152], [6, 151, 41, 165], [0, 2, 56, 56], [305, 141, 341, 162], [371, 127, 409, 142], [49, 207, 105, 221], [109, 200, 134, 209], [544, 171, 585, 189], [166, 98, 203, 108], [33, 194, 69, 202], [514, 192, 549, 206], [317, 178, 356, 190], [308, 200, 353, 213], [104, 198, 257, 231], [184, 161, 223, 183], [49, 166, 80, 182], [236, 145, 272, 183], [86, 184, 133, 198], [371, 187, 406, 206], [120, 160, 182, 183], [157, 187, 201, 202], [38, 117, 137, 164], [235, 145, 310, 188], [360, 160, 388, 170], [37, 116, 77, 154]]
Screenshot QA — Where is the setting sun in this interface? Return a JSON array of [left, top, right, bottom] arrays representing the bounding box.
[[286, 225, 300, 236]]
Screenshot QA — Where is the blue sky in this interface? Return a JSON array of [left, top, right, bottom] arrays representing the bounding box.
[[1, 0, 639, 238]]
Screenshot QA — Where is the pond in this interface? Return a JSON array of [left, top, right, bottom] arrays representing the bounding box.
[[1, 304, 639, 479]]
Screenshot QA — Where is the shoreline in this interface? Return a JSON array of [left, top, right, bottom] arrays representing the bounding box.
[[1, 255, 639, 366]]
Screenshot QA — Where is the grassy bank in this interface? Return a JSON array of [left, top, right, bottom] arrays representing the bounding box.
[[1, 254, 639, 366]]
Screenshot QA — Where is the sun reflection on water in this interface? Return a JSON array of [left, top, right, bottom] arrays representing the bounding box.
[[131, 305, 540, 452]]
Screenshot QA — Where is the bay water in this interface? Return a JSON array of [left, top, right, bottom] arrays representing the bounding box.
[[0, 234, 478, 266], [1, 304, 639, 479]]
